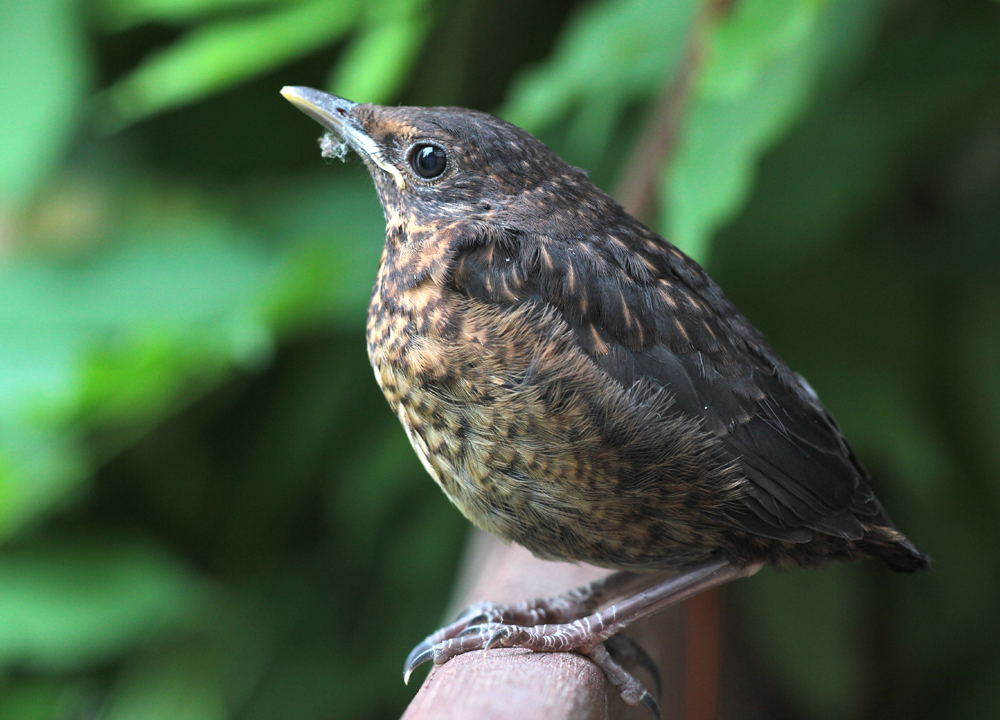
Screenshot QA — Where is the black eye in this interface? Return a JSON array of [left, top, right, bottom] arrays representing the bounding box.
[[409, 144, 447, 179]]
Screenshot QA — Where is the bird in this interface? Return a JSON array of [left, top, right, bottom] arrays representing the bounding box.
[[281, 85, 929, 718]]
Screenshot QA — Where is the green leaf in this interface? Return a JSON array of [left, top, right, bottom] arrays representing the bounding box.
[[0, 226, 287, 538], [502, 0, 698, 151], [0, 234, 282, 422], [253, 174, 388, 326], [0, 534, 206, 670], [328, 12, 431, 105], [0, 166, 388, 540], [0, 427, 84, 543], [95, 0, 305, 31], [698, 0, 820, 98], [0, 0, 90, 204], [662, 0, 883, 263], [101, 0, 361, 127]]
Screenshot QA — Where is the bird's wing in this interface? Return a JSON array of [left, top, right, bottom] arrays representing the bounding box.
[[447, 222, 889, 543]]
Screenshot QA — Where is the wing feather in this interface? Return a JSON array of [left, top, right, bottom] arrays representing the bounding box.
[[446, 222, 889, 543]]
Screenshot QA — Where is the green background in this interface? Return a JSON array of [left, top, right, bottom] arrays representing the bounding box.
[[1, 0, 998, 718]]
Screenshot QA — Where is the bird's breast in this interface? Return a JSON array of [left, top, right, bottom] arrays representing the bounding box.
[[366, 270, 501, 530], [366, 263, 736, 569]]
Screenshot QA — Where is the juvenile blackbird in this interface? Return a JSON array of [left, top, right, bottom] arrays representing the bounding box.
[[282, 86, 928, 716]]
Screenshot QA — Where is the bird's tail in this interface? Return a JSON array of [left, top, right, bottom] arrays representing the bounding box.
[[862, 526, 930, 573]]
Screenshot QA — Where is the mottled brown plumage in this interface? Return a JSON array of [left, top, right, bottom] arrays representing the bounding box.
[[282, 86, 928, 715]]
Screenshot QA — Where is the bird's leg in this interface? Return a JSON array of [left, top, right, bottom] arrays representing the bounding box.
[[404, 569, 649, 681], [406, 559, 761, 713]]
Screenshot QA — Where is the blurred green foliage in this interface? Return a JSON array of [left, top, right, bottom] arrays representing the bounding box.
[[0, 0, 997, 718]]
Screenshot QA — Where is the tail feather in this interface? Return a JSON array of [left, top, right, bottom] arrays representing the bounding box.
[[863, 526, 930, 573]]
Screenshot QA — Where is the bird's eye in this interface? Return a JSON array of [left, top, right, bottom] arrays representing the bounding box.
[[409, 144, 447, 179]]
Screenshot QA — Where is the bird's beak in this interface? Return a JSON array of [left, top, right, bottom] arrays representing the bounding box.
[[280, 86, 406, 189], [281, 86, 358, 139]]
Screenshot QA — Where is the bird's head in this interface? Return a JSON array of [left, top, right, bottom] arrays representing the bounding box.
[[281, 86, 608, 233]]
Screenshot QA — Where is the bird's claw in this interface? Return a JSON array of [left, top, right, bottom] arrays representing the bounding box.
[[402, 603, 511, 682], [639, 691, 662, 720], [463, 612, 490, 627], [403, 621, 502, 681], [454, 602, 495, 623], [402, 645, 435, 685], [456, 623, 488, 638], [484, 626, 512, 654]]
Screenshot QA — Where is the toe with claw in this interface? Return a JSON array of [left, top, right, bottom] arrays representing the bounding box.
[[402, 603, 506, 683], [604, 632, 663, 699]]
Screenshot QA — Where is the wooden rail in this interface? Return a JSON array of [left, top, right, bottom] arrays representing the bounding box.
[[401, 531, 691, 720]]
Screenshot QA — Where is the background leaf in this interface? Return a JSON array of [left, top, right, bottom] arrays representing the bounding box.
[[0, 0, 90, 204], [0, 534, 205, 669], [328, 11, 431, 105], [502, 0, 699, 169], [101, 0, 361, 127], [662, 0, 882, 262], [95, 0, 305, 31]]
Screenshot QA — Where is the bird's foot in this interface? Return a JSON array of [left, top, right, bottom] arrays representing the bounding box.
[[403, 561, 753, 719], [402, 600, 593, 684], [407, 613, 661, 718], [403, 570, 646, 684]]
